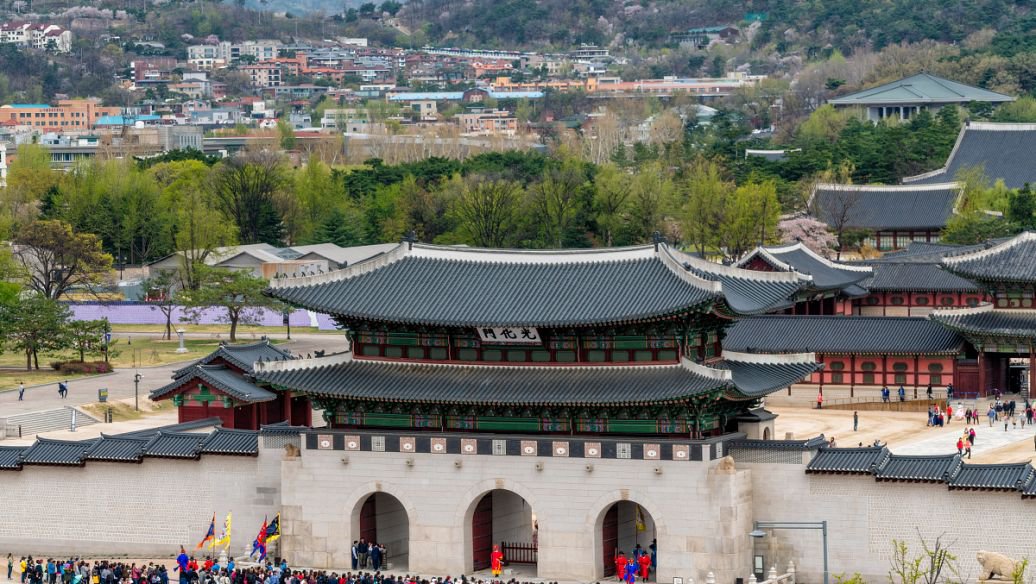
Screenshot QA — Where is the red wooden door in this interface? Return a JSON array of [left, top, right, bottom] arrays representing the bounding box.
[[602, 504, 618, 576], [360, 496, 377, 543], [472, 494, 493, 570]]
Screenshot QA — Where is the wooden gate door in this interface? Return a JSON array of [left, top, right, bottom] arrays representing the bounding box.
[[472, 494, 493, 570], [602, 504, 618, 576], [360, 495, 377, 543]]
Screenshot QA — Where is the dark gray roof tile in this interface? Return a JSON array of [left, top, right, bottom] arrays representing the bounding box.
[[725, 315, 965, 355], [200, 428, 259, 455], [947, 462, 1035, 491], [0, 446, 27, 470], [83, 436, 148, 462], [142, 432, 206, 459], [115, 417, 223, 438], [812, 183, 960, 230], [864, 242, 986, 264], [806, 446, 890, 474], [152, 365, 278, 403], [905, 123, 1036, 189], [942, 232, 1036, 283], [730, 435, 828, 450], [173, 340, 292, 377], [716, 356, 821, 398], [874, 453, 962, 482], [930, 306, 1036, 341], [737, 244, 872, 292], [269, 243, 805, 325], [20, 438, 94, 466], [865, 263, 980, 292]]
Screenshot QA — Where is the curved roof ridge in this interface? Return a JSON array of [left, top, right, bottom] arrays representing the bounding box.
[[255, 350, 353, 373], [967, 122, 1036, 131], [928, 303, 996, 318], [943, 231, 1036, 266], [739, 243, 873, 274], [816, 181, 962, 193], [410, 242, 659, 264], [656, 245, 724, 292], [269, 242, 410, 289], [721, 350, 817, 365], [667, 247, 808, 284], [680, 357, 732, 381]]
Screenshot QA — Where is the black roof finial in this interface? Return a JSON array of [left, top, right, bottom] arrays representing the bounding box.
[[402, 229, 417, 250], [652, 231, 665, 251]]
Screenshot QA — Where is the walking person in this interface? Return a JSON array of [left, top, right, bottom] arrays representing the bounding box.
[[17, 382, 24, 401], [853, 411, 859, 432], [816, 391, 823, 409], [7, 554, 13, 580], [898, 385, 906, 402], [988, 405, 996, 427], [956, 437, 963, 456]]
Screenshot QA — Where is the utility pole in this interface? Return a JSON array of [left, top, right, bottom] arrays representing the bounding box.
[[134, 372, 142, 411]]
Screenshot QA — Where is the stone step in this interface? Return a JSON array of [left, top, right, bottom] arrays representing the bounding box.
[[2, 407, 99, 438]]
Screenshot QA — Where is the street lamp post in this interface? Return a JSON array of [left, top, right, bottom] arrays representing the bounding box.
[[133, 372, 142, 411], [749, 521, 828, 584]]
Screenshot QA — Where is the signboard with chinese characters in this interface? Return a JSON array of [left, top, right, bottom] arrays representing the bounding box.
[[477, 327, 541, 344]]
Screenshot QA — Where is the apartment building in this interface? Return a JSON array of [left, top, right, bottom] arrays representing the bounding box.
[[456, 108, 519, 136], [241, 63, 283, 88], [0, 100, 122, 130], [0, 21, 72, 52]]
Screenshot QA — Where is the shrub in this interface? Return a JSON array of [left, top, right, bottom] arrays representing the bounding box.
[[49, 361, 114, 374]]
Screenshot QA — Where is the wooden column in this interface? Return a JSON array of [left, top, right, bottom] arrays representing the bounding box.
[[978, 353, 986, 397], [913, 354, 920, 398], [850, 354, 856, 398], [283, 390, 293, 424], [882, 354, 888, 388], [1029, 345, 1035, 400]]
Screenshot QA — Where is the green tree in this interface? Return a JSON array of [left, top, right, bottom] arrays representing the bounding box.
[[277, 118, 297, 151], [180, 265, 282, 342], [449, 175, 524, 247], [3, 143, 58, 233], [5, 295, 71, 370], [1007, 184, 1036, 229], [309, 205, 369, 247], [591, 163, 632, 247], [210, 151, 288, 245], [628, 162, 675, 243], [531, 156, 588, 248], [719, 179, 781, 258], [681, 158, 731, 256], [13, 220, 113, 300], [66, 318, 111, 363], [294, 158, 339, 243]]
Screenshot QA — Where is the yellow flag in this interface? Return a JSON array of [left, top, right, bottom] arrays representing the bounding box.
[[635, 505, 646, 532], [214, 512, 232, 548]]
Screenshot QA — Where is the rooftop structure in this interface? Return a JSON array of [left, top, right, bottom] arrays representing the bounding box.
[[828, 73, 1014, 122], [903, 123, 1036, 189]]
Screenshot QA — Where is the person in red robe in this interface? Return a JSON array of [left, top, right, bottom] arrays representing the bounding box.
[[614, 552, 627, 581], [638, 552, 651, 581], [491, 545, 504, 577]]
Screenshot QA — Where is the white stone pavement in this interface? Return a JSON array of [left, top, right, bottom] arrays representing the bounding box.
[[895, 414, 1036, 456]]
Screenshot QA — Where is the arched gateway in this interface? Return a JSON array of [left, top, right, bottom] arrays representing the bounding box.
[[467, 489, 538, 576], [598, 501, 657, 581], [351, 493, 410, 571]]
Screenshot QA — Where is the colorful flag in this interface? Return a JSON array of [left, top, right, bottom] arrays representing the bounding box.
[[251, 517, 268, 561], [265, 513, 281, 543], [635, 506, 646, 532], [214, 512, 232, 549], [196, 514, 216, 549]]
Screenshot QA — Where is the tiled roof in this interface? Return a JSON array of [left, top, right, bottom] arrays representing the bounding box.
[[904, 124, 1036, 189], [0, 446, 27, 470], [255, 351, 816, 406], [806, 446, 890, 474], [812, 183, 961, 230], [865, 263, 981, 292], [729, 435, 828, 450], [20, 438, 94, 466], [200, 428, 259, 455], [725, 315, 965, 355], [737, 243, 871, 292], [173, 340, 292, 377], [115, 417, 223, 438], [142, 432, 207, 459], [929, 306, 1036, 341], [865, 242, 986, 264], [259, 422, 310, 435], [83, 436, 148, 463], [714, 355, 821, 398], [269, 243, 805, 325], [829, 73, 1013, 106], [874, 453, 962, 482], [151, 364, 278, 403], [947, 462, 1035, 491], [942, 232, 1036, 283]]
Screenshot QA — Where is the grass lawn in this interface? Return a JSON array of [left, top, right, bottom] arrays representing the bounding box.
[[108, 323, 340, 335], [81, 398, 174, 422], [0, 370, 97, 392], [0, 337, 288, 371]]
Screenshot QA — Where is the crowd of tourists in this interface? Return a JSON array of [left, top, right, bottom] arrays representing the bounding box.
[[4, 555, 566, 584]]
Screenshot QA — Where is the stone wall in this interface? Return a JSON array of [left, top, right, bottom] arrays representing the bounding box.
[[742, 462, 1036, 584], [0, 450, 283, 558], [278, 445, 753, 584]]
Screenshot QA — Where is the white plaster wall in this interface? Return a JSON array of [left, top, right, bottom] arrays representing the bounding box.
[[0, 450, 282, 559], [279, 449, 752, 584], [742, 462, 1036, 584]]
